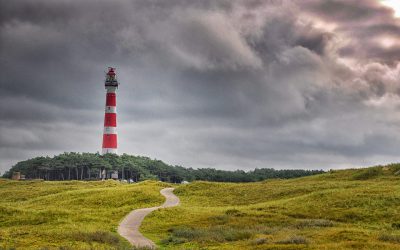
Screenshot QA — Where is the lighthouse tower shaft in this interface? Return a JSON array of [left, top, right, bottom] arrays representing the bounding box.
[[102, 67, 119, 154]]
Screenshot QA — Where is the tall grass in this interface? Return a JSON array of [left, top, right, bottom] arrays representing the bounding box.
[[141, 165, 400, 249], [0, 180, 170, 249]]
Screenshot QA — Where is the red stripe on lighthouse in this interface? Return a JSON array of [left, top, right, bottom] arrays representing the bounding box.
[[106, 93, 116, 106], [104, 113, 117, 127], [102, 134, 117, 148]]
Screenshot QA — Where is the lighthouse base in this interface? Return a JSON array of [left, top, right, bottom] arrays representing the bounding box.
[[102, 148, 118, 154]]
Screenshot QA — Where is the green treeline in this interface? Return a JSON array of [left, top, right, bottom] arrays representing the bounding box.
[[2, 152, 324, 183]]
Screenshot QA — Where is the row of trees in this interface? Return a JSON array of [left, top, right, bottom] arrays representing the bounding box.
[[2, 152, 324, 183]]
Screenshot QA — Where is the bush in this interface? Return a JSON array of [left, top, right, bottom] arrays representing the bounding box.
[[277, 235, 308, 244], [222, 228, 252, 241], [378, 233, 400, 243], [168, 226, 253, 243], [172, 226, 204, 239], [296, 219, 334, 228], [225, 209, 241, 216], [352, 167, 383, 180], [386, 164, 400, 175], [251, 238, 268, 245], [209, 214, 230, 224], [71, 231, 120, 244], [160, 236, 187, 245]]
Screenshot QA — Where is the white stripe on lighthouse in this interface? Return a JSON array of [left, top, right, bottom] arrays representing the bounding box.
[[107, 87, 117, 93], [105, 106, 117, 113], [102, 148, 118, 154], [104, 126, 117, 134]]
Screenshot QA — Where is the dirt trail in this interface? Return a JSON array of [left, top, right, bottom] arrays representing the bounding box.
[[118, 187, 180, 249]]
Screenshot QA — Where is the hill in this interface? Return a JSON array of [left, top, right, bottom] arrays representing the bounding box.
[[0, 179, 170, 249], [2, 152, 323, 182], [2, 165, 399, 249], [141, 164, 400, 249]]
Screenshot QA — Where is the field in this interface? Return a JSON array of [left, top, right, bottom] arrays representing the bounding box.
[[142, 165, 400, 249], [1, 165, 400, 249], [0, 180, 170, 249]]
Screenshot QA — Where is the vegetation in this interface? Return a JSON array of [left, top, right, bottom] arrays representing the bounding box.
[[0, 179, 170, 249], [141, 164, 400, 249], [2, 152, 324, 182], [4, 162, 400, 249]]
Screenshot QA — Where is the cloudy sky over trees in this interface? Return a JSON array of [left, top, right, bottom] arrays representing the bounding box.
[[1, 0, 400, 172]]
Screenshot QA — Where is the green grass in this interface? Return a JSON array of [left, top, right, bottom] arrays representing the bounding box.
[[2, 164, 400, 249], [141, 165, 400, 249], [0, 179, 171, 249]]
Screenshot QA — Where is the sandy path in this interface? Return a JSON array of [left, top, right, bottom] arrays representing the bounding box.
[[118, 187, 180, 249]]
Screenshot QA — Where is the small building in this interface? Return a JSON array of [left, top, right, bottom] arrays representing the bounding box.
[[12, 172, 21, 180], [111, 170, 118, 180]]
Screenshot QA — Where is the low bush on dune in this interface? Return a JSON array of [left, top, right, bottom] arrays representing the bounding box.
[[276, 235, 308, 244], [251, 237, 269, 245], [378, 233, 400, 243], [162, 225, 253, 244], [295, 219, 334, 228], [352, 167, 383, 180], [70, 231, 120, 244]]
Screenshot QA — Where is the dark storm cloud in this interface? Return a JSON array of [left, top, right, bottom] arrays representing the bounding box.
[[1, 0, 400, 173], [302, 0, 400, 64], [303, 0, 393, 22]]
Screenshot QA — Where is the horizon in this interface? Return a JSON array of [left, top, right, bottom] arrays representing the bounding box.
[[2, 0, 400, 173]]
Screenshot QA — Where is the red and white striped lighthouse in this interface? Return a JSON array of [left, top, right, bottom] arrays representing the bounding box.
[[102, 67, 119, 154]]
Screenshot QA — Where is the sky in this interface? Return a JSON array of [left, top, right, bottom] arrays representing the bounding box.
[[1, 0, 400, 173]]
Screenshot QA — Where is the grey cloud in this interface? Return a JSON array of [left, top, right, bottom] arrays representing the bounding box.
[[302, 0, 400, 64], [2, 0, 400, 174]]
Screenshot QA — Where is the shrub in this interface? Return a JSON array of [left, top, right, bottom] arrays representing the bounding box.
[[277, 235, 308, 244], [221, 228, 252, 241], [209, 214, 230, 224], [378, 233, 400, 243], [225, 209, 241, 216], [168, 226, 253, 243], [387, 164, 400, 175], [71, 231, 120, 244], [252, 238, 268, 245], [352, 167, 383, 180], [160, 236, 187, 245], [296, 219, 334, 228], [172, 226, 204, 239]]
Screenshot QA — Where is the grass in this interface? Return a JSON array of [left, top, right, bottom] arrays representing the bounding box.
[[140, 164, 400, 249], [2, 164, 400, 249], [0, 179, 171, 249]]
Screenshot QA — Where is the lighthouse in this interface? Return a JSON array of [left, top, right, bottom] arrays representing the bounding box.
[[102, 67, 119, 154]]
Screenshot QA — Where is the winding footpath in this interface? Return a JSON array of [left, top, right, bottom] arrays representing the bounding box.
[[118, 188, 180, 249]]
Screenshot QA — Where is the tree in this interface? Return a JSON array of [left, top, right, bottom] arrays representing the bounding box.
[[3, 152, 325, 182]]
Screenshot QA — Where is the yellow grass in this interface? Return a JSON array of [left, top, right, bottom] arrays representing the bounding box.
[[2, 165, 400, 249], [0, 179, 170, 249], [142, 165, 400, 249]]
